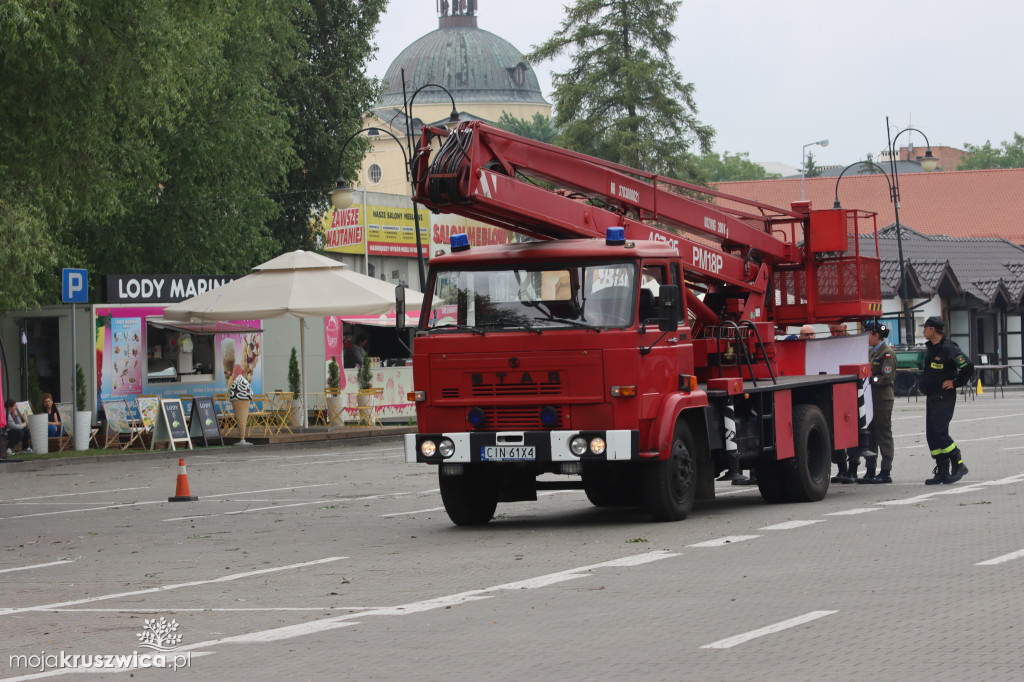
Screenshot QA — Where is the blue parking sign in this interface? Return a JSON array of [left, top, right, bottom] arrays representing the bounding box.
[[62, 268, 88, 304]]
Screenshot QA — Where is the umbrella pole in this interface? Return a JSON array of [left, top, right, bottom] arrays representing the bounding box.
[[300, 319, 308, 428]]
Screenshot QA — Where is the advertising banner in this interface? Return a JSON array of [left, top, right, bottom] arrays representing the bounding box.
[[321, 206, 365, 256], [430, 213, 516, 255], [366, 205, 429, 257], [96, 306, 262, 407]]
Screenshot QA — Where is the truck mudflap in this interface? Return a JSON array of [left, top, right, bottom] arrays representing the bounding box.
[[405, 430, 639, 464]]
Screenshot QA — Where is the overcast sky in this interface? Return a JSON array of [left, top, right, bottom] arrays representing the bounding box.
[[366, 0, 1023, 169]]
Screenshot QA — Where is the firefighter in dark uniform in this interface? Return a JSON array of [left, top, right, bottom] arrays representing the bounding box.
[[921, 316, 974, 484], [856, 321, 897, 483]]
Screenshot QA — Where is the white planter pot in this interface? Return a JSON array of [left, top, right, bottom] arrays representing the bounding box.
[[28, 413, 49, 454], [288, 399, 304, 427], [326, 396, 343, 428], [74, 410, 93, 451]]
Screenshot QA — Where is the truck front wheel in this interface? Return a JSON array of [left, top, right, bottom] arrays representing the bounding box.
[[643, 422, 697, 522], [439, 465, 498, 526]]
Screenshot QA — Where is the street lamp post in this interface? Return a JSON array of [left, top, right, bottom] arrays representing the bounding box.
[[329, 127, 413, 279], [885, 117, 938, 346], [400, 69, 460, 291], [801, 138, 829, 200]]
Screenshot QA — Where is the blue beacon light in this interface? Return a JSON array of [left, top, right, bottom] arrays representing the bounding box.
[[451, 233, 471, 252]]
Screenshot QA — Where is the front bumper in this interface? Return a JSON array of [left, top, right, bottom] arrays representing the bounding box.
[[405, 430, 638, 464]]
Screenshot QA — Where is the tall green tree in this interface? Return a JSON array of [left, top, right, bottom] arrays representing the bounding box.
[[696, 152, 778, 182], [528, 0, 714, 182], [958, 133, 1024, 170], [803, 151, 822, 178], [495, 112, 559, 145], [270, 0, 386, 252], [0, 0, 386, 311]]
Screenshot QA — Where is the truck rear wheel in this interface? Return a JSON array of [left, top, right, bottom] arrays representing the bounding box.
[[780, 404, 831, 502], [643, 422, 697, 522], [439, 465, 498, 526]]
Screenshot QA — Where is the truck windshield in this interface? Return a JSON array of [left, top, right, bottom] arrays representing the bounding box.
[[425, 262, 638, 331]]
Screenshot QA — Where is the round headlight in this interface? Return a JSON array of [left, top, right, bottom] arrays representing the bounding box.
[[438, 438, 455, 458], [420, 440, 437, 457], [589, 437, 606, 455], [570, 436, 588, 456]]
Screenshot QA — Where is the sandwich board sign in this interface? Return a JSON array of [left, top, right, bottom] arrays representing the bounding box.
[[152, 399, 193, 451], [189, 396, 224, 447]]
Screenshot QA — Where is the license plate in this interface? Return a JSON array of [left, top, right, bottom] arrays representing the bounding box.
[[481, 445, 536, 461]]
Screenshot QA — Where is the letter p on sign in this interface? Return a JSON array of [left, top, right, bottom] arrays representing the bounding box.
[[62, 268, 88, 304]]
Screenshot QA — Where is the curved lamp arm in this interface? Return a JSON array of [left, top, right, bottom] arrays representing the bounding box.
[[407, 82, 460, 127], [833, 161, 893, 209], [329, 127, 410, 210], [887, 126, 938, 205]]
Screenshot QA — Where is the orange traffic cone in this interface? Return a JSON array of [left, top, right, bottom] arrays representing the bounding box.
[[168, 457, 198, 502]]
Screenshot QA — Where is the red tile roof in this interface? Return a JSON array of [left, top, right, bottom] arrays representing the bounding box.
[[715, 168, 1024, 244]]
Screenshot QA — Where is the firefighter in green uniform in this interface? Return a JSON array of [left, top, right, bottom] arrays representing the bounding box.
[[856, 321, 897, 483], [921, 316, 974, 484]]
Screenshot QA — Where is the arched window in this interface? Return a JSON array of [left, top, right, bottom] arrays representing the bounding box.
[[368, 163, 382, 185]]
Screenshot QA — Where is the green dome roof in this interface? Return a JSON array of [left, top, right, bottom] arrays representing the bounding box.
[[379, 14, 548, 108]]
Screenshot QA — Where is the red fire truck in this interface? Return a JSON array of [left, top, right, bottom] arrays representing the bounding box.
[[400, 121, 880, 525]]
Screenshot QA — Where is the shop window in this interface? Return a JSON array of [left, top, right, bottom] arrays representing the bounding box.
[[145, 323, 215, 383]]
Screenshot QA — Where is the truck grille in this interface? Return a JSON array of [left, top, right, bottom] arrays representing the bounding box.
[[471, 382, 562, 397], [485, 405, 564, 429]]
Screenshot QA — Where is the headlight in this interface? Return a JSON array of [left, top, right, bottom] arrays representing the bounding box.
[[438, 438, 455, 458], [420, 440, 437, 457], [570, 436, 588, 456], [589, 437, 606, 455]]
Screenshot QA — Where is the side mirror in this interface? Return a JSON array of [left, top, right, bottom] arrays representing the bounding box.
[[395, 286, 406, 332], [657, 285, 681, 332]]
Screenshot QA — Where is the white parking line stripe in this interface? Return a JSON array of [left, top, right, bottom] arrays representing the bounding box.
[[0, 557, 345, 617], [275, 456, 391, 467], [0, 487, 151, 503], [687, 535, 760, 547], [4, 550, 679, 676], [713, 488, 760, 496], [825, 507, 883, 516], [175, 551, 677, 650], [164, 493, 406, 522], [976, 549, 1024, 566], [701, 610, 838, 649], [205, 483, 338, 497], [382, 507, 445, 517], [759, 520, 823, 530], [0, 560, 74, 574], [39, 607, 384, 612], [0, 500, 165, 520]]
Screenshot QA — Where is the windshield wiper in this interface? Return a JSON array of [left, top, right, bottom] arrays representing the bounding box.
[[532, 316, 601, 331], [427, 323, 486, 336]]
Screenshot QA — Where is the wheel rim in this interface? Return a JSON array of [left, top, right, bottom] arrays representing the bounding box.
[[671, 440, 694, 501]]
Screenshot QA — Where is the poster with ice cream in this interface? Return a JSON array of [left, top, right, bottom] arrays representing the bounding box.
[[111, 317, 143, 395], [218, 332, 263, 393]]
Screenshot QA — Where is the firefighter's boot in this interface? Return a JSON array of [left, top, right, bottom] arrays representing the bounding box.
[[925, 458, 950, 485], [838, 462, 858, 484], [946, 455, 969, 484], [857, 460, 877, 483], [830, 461, 849, 484]]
